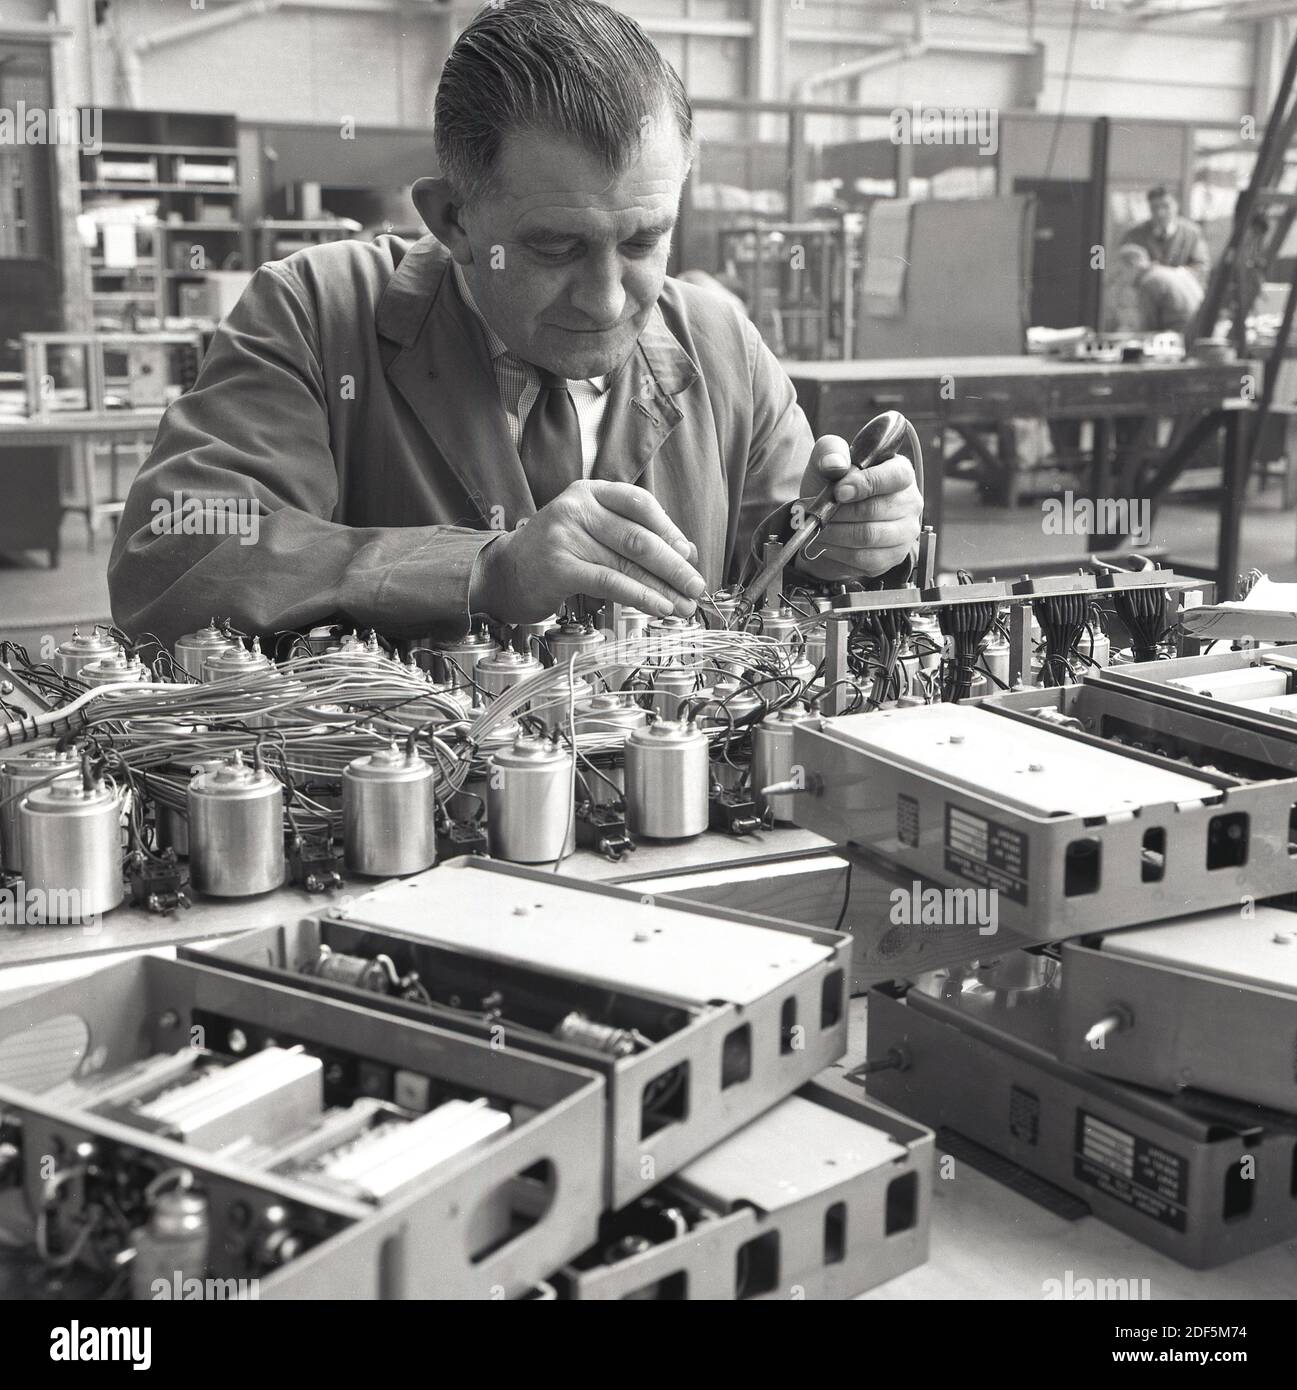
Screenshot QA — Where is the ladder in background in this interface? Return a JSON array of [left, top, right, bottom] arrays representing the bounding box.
[[1194, 31, 1297, 481]]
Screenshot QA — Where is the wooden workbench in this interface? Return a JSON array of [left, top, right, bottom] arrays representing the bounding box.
[[789, 354, 1253, 598]]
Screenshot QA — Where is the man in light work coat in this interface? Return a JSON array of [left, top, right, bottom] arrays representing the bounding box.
[[108, 0, 923, 648]]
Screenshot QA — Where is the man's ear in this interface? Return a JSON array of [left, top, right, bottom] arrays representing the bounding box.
[[412, 177, 473, 264]]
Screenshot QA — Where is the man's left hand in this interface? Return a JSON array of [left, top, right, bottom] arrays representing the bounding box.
[[795, 434, 922, 580]]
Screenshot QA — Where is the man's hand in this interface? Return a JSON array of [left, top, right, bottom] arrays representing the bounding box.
[[795, 434, 922, 580], [470, 479, 705, 624]]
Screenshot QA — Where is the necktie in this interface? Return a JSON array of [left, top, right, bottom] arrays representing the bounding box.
[[520, 370, 581, 510]]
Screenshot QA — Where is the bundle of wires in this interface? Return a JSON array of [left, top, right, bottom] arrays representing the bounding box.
[[1032, 593, 1095, 687], [938, 600, 999, 702], [1113, 586, 1171, 664]]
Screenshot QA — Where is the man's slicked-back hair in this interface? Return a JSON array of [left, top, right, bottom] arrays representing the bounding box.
[[434, 0, 695, 203]]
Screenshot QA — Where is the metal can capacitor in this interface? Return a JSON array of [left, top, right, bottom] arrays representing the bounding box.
[[979, 633, 1010, 689], [174, 622, 237, 680], [476, 648, 543, 702], [154, 756, 224, 859], [756, 607, 800, 649], [1085, 628, 1110, 668], [753, 706, 815, 823], [487, 736, 575, 864], [19, 776, 124, 920], [130, 1186, 209, 1303], [648, 664, 699, 720], [203, 639, 273, 685], [623, 720, 710, 840], [546, 618, 606, 669], [187, 753, 284, 897], [611, 605, 651, 643], [434, 630, 499, 690], [342, 744, 436, 876], [1, 745, 80, 873], [700, 589, 742, 630], [54, 627, 119, 679], [572, 694, 649, 794], [79, 648, 147, 688]]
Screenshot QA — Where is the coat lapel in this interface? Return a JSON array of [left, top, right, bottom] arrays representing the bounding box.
[[592, 304, 699, 486], [377, 239, 533, 529]]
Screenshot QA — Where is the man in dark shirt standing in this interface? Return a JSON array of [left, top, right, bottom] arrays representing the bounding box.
[[1121, 186, 1211, 289]]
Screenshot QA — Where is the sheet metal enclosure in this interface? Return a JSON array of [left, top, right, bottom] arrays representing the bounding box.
[[557, 1071, 932, 1300], [186, 859, 852, 1209], [0, 952, 604, 1298], [1058, 906, 1297, 1113], [790, 681, 1297, 940], [865, 975, 1297, 1268]]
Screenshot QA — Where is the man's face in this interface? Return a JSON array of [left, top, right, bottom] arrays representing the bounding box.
[[455, 118, 688, 379], [1149, 194, 1177, 233]]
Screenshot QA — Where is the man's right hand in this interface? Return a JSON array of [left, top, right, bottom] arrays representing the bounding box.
[[469, 479, 706, 624]]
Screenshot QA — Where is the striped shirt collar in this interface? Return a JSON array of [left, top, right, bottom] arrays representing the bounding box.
[[452, 261, 608, 392]]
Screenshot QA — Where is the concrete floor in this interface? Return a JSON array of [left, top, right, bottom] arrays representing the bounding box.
[[2, 476, 1295, 653]]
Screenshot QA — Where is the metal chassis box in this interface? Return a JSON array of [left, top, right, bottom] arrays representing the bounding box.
[[0, 952, 604, 1298], [791, 681, 1297, 940], [185, 858, 852, 1209], [1058, 906, 1297, 1113], [557, 1067, 932, 1300], [866, 976, 1297, 1268]]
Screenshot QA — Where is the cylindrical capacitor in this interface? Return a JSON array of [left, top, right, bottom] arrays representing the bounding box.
[[753, 706, 815, 823], [447, 720, 519, 821], [573, 694, 649, 794], [700, 590, 742, 630], [644, 614, 702, 667], [648, 664, 699, 720], [203, 639, 273, 685], [1086, 629, 1110, 668], [546, 619, 605, 669], [54, 627, 119, 679], [909, 613, 945, 673], [19, 776, 124, 921], [623, 720, 710, 840], [1, 745, 80, 873], [342, 744, 436, 876], [979, 633, 1010, 689], [486, 737, 575, 864], [173, 622, 237, 680], [435, 630, 500, 690], [130, 1187, 209, 1303], [535, 672, 595, 734], [509, 618, 556, 658], [611, 605, 651, 643], [803, 624, 827, 672], [305, 946, 395, 993], [187, 753, 284, 896], [695, 677, 761, 728], [154, 756, 223, 859], [419, 678, 475, 720], [476, 648, 544, 703], [786, 654, 818, 689], [757, 607, 800, 649], [79, 648, 147, 688]]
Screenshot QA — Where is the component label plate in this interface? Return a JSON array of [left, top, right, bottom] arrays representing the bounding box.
[[943, 805, 1028, 905], [1073, 1110, 1188, 1232]]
